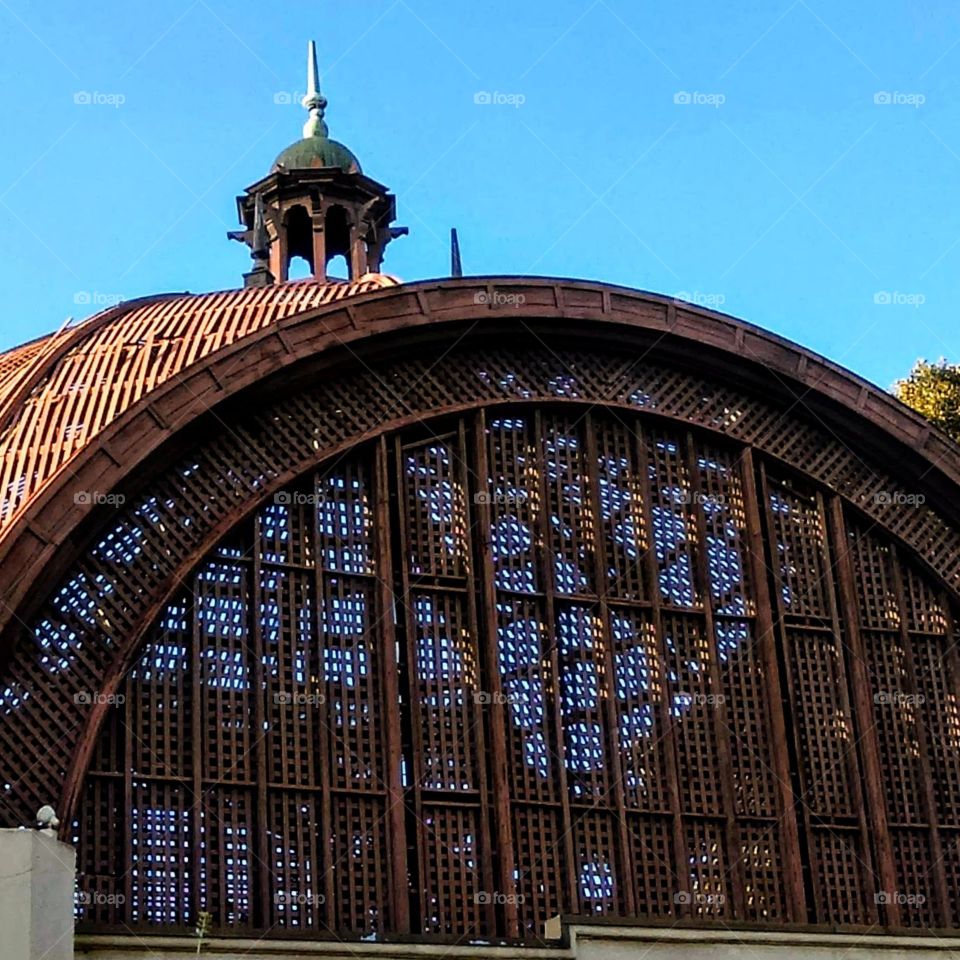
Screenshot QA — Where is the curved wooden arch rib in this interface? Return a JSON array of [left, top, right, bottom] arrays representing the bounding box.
[[2, 278, 958, 645]]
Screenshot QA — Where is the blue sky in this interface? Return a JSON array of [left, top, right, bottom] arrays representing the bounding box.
[[1, 0, 959, 388]]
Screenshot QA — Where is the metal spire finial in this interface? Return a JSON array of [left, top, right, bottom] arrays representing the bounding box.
[[450, 228, 463, 278], [301, 40, 329, 139]]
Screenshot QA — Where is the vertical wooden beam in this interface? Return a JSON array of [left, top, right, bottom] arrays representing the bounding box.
[[582, 411, 636, 916], [471, 409, 520, 936], [738, 448, 805, 923], [250, 513, 272, 929], [456, 417, 498, 935], [395, 434, 427, 932], [190, 567, 204, 925], [938, 592, 960, 928], [375, 436, 411, 933], [122, 674, 134, 920], [634, 421, 688, 917], [311, 476, 338, 926], [683, 431, 745, 920], [533, 409, 579, 914], [825, 495, 892, 925], [755, 463, 820, 921], [889, 544, 949, 926]]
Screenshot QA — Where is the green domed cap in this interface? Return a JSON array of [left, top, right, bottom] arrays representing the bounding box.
[[273, 136, 361, 173], [271, 41, 361, 174]]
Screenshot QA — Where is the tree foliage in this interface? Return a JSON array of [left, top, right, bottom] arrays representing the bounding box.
[[894, 359, 960, 442]]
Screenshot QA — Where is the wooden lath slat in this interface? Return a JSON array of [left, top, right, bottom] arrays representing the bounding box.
[[0, 275, 399, 530]]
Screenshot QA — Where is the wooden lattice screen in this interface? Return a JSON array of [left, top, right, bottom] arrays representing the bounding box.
[[69, 407, 960, 940]]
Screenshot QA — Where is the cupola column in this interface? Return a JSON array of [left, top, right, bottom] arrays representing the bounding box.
[[367, 232, 386, 274], [350, 220, 368, 278], [270, 221, 287, 283], [311, 202, 327, 283]]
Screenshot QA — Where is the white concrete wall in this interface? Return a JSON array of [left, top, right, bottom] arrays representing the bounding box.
[[562, 922, 960, 960], [75, 922, 960, 960], [0, 828, 75, 960], [75, 937, 568, 959]]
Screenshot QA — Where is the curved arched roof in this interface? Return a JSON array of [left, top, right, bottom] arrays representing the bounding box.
[[0, 274, 399, 530], [2, 275, 960, 847], [2, 275, 960, 648]]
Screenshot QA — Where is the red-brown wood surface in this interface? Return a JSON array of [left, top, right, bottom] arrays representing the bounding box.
[[3, 276, 960, 942]]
